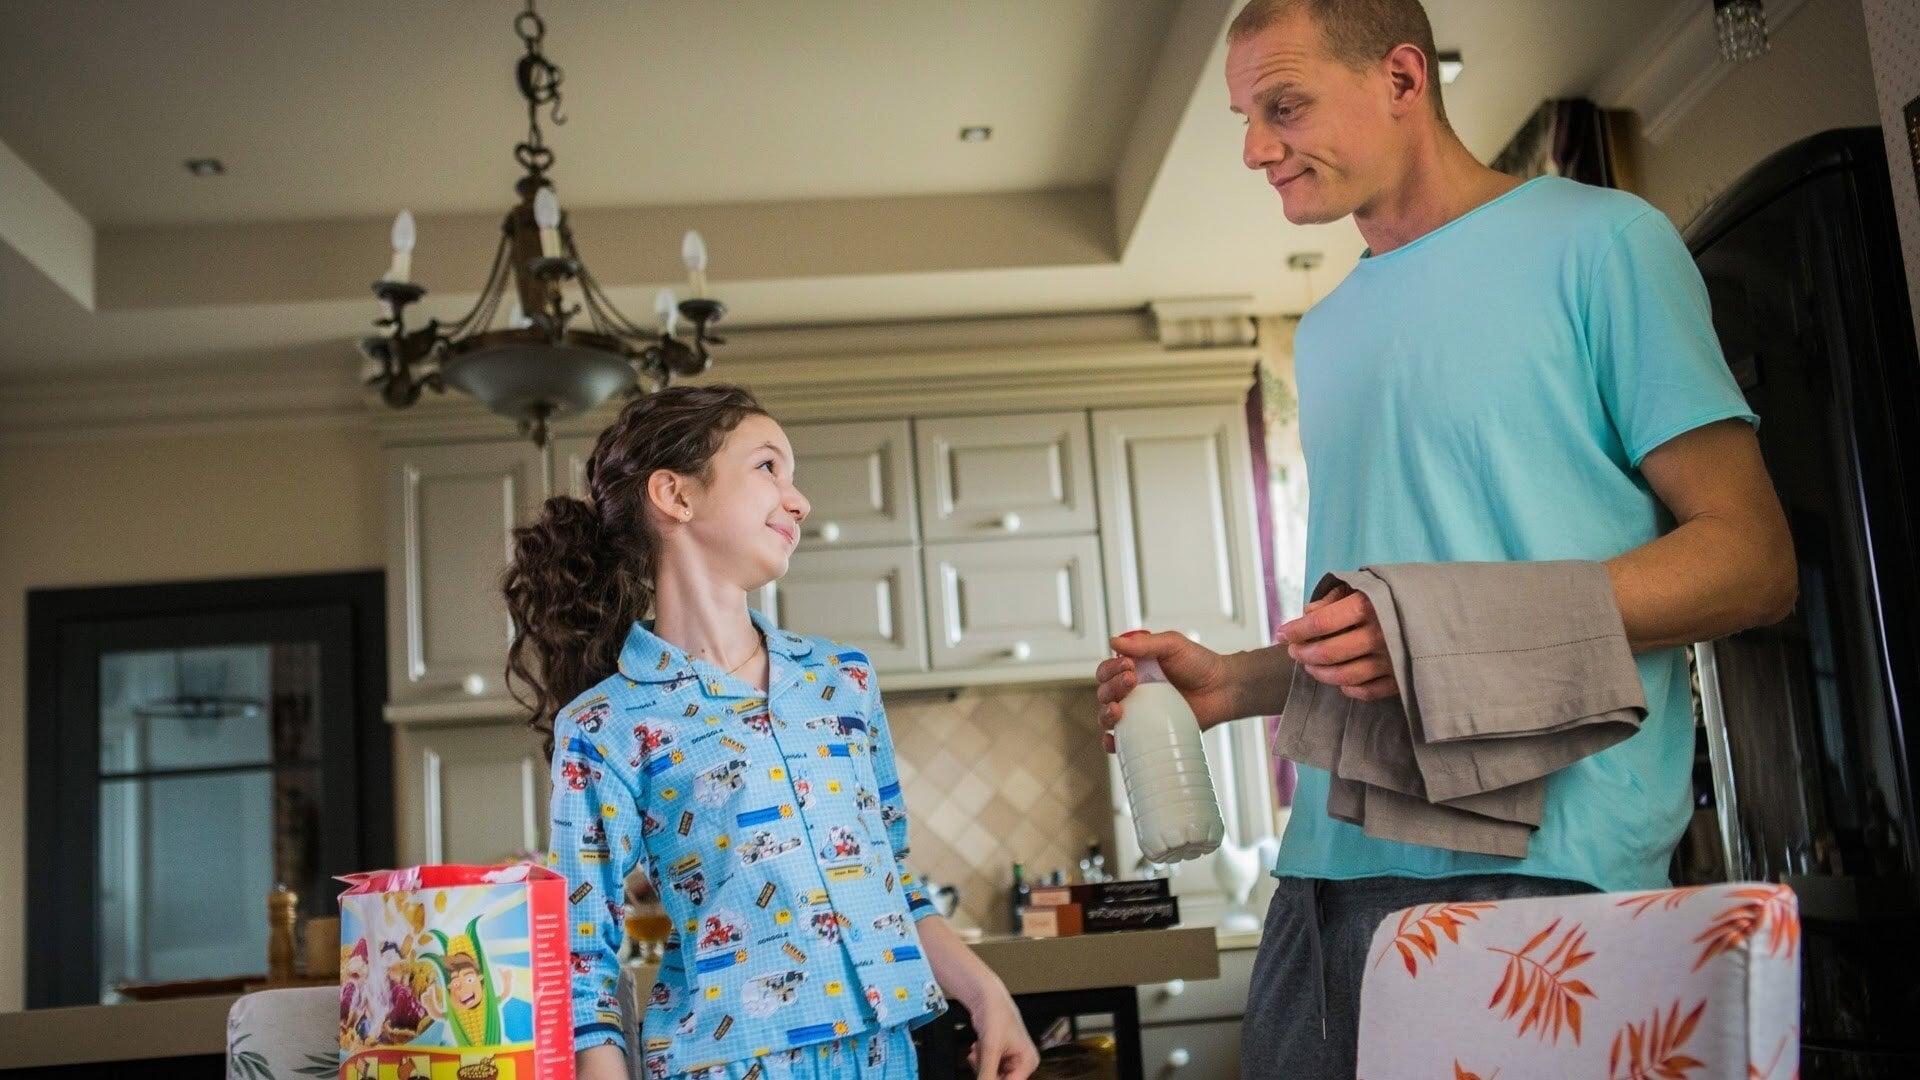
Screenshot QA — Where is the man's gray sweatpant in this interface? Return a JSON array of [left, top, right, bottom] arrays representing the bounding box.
[[1240, 874, 1597, 1080]]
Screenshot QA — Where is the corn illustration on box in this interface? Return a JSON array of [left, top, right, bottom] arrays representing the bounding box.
[[337, 864, 575, 1080]]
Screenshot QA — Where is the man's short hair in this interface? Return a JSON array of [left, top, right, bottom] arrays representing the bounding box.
[[1229, 0, 1448, 124]]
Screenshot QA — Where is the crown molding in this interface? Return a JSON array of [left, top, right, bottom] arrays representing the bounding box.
[[1151, 296, 1260, 349], [1592, 0, 1811, 145], [1, 307, 1259, 447], [0, 356, 369, 447]]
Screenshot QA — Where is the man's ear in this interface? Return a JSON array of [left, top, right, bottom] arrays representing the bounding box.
[[1381, 42, 1431, 119]]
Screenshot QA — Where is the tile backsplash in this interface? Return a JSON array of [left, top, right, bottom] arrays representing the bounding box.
[[884, 683, 1117, 934]]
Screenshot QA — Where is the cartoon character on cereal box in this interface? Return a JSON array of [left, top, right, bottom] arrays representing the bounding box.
[[420, 917, 512, 1047], [376, 940, 434, 1044], [340, 937, 374, 1048]]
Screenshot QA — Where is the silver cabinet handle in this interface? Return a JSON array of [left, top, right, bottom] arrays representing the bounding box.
[[998, 512, 1022, 532], [1008, 641, 1033, 662], [1166, 1048, 1191, 1069], [1162, 979, 1187, 998], [816, 521, 842, 543], [462, 672, 488, 696]]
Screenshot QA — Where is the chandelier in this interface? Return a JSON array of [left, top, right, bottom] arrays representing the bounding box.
[[357, 0, 725, 446]]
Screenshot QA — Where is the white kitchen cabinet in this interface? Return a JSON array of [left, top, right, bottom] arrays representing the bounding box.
[[914, 412, 1097, 541], [786, 419, 917, 549], [922, 535, 1108, 670], [551, 433, 595, 501], [1141, 1019, 1242, 1080], [392, 720, 551, 866], [1092, 404, 1265, 654], [766, 545, 929, 673], [385, 440, 547, 707]]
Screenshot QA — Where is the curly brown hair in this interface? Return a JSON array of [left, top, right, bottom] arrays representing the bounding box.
[[502, 384, 768, 752]]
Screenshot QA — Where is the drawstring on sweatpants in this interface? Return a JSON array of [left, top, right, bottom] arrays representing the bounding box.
[[1308, 878, 1328, 1039]]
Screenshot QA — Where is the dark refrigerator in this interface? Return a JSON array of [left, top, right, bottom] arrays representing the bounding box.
[[1681, 127, 1920, 1077]]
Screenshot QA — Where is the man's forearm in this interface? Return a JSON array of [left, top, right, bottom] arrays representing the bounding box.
[[1221, 643, 1294, 726], [1606, 513, 1796, 652]]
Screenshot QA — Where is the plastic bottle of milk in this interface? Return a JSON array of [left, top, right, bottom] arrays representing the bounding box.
[[1116, 656, 1226, 864]]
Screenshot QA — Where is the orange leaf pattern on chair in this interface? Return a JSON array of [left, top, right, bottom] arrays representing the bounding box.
[[1615, 887, 1706, 918], [1607, 1000, 1707, 1080], [1694, 885, 1799, 972], [1748, 1029, 1797, 1079], [1453, 1061, 1498, 1080], [1486, 918, 1596, 1044], [1373, 902, 1499, 977]]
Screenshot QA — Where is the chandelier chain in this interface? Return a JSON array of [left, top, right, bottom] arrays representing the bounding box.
[[513, 0, 566, 175]]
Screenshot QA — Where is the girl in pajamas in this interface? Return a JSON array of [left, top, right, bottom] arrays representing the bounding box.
[[504, 385, 1037, 1080]]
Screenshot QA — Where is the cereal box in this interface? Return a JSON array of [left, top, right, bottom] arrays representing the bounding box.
[[337, 864, 574, 1080]]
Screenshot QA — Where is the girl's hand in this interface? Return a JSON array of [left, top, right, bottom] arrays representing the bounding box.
[[965, 984, 1040, 1079]]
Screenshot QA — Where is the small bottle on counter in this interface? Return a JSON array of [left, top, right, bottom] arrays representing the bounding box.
[[267, 883, 298, 983], [1009, 863, 1030, 933]]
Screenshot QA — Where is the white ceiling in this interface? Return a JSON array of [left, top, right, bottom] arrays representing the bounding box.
[[0, 0, 1682, 377]]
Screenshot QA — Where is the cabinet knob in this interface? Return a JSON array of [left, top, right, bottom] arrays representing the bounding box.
[[1162, 979, 1187, 998], [462, 673, 488, 697], [1166, 1048, 1191, 1069], [816, 521, 842, 543], [998, 512, 1022, 533], [1008, 641, 1033, 662]]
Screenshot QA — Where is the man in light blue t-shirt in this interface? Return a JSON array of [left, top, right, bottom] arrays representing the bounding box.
[[1094, 1, 1796, 1077]]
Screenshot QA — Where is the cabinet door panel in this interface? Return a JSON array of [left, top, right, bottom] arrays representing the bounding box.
[[1092, 405, 1264, 653], [916, 412, 1095, 540], [769, 546, 928, 673], [786, 419, 917, 548], [394, 721, 549, 867], [923, 536, 1107, 669], [386, 441, 545, 704]]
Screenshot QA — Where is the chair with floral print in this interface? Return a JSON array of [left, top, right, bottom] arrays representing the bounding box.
[[1355, 883, 1800, 1080]]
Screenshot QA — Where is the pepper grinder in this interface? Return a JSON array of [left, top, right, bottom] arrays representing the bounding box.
[[267, 883, 298, 982]]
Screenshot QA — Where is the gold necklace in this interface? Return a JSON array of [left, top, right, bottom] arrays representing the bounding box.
[[723, 639, 764, 677]]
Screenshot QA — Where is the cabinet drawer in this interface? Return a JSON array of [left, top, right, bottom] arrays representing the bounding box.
[[1138, 945, 1256, 1025], [1141, 1018, 1242, 1080], [922, 535, 1108, 670], [915, 412, 1096, 541], [768, 546, 929, 674], [786, 419, 917, 548]]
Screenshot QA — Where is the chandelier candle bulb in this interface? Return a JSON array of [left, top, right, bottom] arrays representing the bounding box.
[[656, 288, 679, 337], [533, 188, 562, 259], [385, 210, 415, 284], [683, 230, 709, 297]]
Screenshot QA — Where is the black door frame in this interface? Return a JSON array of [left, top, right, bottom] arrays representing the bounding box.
[[25, 571, 389, 1008]]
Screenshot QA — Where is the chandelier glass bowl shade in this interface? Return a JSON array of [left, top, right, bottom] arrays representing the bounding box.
[[356, 1, 726, 445]]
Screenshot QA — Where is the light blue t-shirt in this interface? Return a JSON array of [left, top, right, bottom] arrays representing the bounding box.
[[1274, 176, 1757, 893]]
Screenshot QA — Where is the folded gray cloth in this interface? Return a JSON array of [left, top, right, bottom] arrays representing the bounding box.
[[1272, 560, 1646, 858]]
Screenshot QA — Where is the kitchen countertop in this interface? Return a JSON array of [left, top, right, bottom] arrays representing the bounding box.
[[0, 927, 1223, 1070]]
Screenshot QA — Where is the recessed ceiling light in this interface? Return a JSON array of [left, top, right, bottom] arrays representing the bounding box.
[[959, 126, 992, 143], [184, 158, 225, 177], [1437, 50, 1463, 85]]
